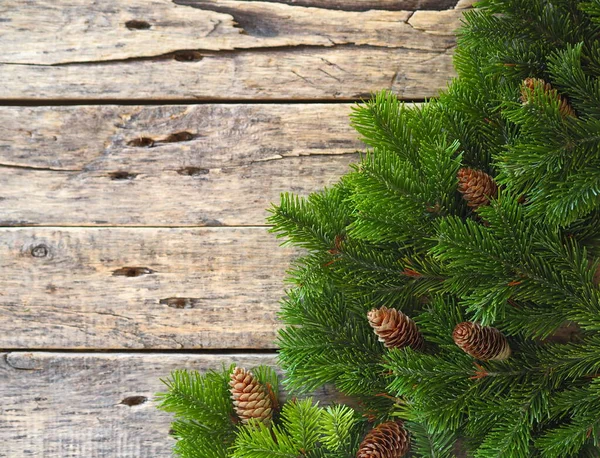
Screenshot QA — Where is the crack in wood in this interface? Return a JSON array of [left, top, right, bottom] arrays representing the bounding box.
[[405, 10, 417, 29], [250, 150, 360, 164], [0, 43, 453, 68], [290, 69, 316, 87], [318, 68, 342, 83], [0, 163, 76, 173]]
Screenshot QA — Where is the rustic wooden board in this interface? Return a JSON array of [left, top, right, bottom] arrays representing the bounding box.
[[0, 352, 343, 457], [2, 1, 458, 65], [0, 48, 456, 101], [0, 227, 300, 349], [0, 104, 360, 226], [0, 0, 462, 100]]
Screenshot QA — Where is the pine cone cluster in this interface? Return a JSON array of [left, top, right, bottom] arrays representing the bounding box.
[[367, 306, 424, 350], [229, 367, 273, 425], [520, 77, 576, 118], [453, 322, 511, 361], [457, 168, 498, 209], [357, 421, 410, 458]]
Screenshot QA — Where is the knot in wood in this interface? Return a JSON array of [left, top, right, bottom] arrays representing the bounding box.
[[31, 244, 49, 258]]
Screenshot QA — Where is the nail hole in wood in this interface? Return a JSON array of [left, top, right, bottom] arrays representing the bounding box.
[[109, 171, 138, 181], [127, 137, 154, 148], [177, 167, 209, 176], [163, 131, 195, 143], [120, 395, 148, 406], [173, 50, 203, 62], [125, 20, 151, 30], [31, 244, 49, 258], [112, 267, 155, 277]]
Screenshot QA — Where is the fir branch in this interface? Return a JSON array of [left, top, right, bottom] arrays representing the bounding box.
[[319, 405, 360, 453], [404, 421, 457, 458], [156, 368, 236, 432]]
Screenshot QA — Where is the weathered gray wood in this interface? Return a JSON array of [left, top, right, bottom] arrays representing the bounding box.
[[1, 1, 457, 64], [0, 352, 344, 457], [0, 227, 299, 349], [0, 104, 360, 226], [0, 48, 456, 101], [0, 0, 462, 100]]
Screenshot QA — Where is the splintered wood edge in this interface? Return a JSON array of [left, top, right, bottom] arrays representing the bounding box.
[[0, 352, 349, 457]]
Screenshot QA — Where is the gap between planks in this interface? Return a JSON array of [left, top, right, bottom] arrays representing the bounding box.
[[0, 225, 274, 228], [0, 98, 427, 107], [0, 348, 279, 354]]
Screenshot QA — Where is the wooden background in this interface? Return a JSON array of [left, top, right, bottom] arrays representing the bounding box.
[[0, 1, 467, 456]]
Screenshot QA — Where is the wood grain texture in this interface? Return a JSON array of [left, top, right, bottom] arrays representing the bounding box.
[[0, 227, 298, 349], [0, 104, 359, 226], [0, 352, 343, 457], [0, 0, 461, 100]]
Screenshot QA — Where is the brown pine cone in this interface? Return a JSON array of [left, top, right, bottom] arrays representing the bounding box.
[[357, 421, 410, 458], [367, 306, 424, 350], [229, 367, 273, 425], [521, 77, 576, 118], [453, 322, 511, 361], [457, 168, 498, 209]]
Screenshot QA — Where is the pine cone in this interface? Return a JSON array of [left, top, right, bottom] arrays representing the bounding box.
[[457, 168, 498, 209], [357, 421, 410, 458], [229, 367, 273, 425], [367, 306, 424, 350], [453, 322, 511, 361], [521, 77, 575, 118]]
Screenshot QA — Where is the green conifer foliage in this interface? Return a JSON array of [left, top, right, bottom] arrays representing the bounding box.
[[158, 1, 600, 456], [270, 1, 600, 456], [157, 366, 366, 457]]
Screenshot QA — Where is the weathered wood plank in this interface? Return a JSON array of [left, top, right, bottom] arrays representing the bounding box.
[[0, 104, 359, 226], [0, 352, 342, 457], [2, 1, 458, 65], [0, 227, 298, 349], [0, 0, 461, 100], [0, 47, 455, 101]]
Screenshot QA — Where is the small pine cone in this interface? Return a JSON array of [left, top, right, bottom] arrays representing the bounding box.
[[229, 367, 273, 425], [453, 322, 511, 361], [521, 77, 575, 118], [367, 306, 424, 350], [357, 421, 410, 458], [457, 168, 498, 209]]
